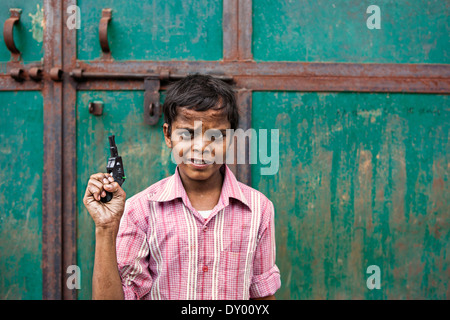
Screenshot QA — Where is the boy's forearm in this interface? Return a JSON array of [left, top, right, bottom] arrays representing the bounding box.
[[92, 227, 124, 300]]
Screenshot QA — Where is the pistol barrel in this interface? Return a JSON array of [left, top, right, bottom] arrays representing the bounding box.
[[108, 135, 118, 157]]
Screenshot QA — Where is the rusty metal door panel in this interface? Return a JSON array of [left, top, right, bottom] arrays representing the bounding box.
[[0, 0, 448, 300], [251, 91, 449, 299], [77, 0, 224, 61], [0, 91, 43, 299], [253, 0, 449, 63], [75, 90, 176, 300], [0, 1, 43, 63]]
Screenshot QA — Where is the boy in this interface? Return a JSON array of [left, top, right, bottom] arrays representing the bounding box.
[[83, 74, 280, 300]]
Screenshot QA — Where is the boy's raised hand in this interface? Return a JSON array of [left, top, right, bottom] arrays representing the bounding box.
[[83, 172, 126, 230]]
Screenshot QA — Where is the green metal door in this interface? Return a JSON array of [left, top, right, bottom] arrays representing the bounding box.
[[252, 92, 449, 299], [251, 0, 449, 299], [1, 0, 448, 300], [0, 91, 44, 299], [0, 0, 44, 300]]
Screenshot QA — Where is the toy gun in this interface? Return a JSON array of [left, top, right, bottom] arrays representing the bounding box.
[[101, 135, 126, 203]]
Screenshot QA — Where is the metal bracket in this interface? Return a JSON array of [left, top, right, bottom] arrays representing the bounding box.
[[50, 67, 63, 81], [29, 67, 43, 81], [10, 68, 25, 82], [144, 78, 161, 125], [89, 101, 104, 116]]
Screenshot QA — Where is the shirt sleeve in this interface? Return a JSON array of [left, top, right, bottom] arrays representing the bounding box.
[[250, 200, 281, 299], [116, 199, 153, 300]]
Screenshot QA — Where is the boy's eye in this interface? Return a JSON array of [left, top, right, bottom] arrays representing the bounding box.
[[179, 131, 192, 139], [172, 129, 193, 140], [173, 129, 226, 141], [205, 129, 224, 142]]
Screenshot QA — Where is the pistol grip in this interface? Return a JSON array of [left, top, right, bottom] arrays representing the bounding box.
[[100, 191, 113, 203]]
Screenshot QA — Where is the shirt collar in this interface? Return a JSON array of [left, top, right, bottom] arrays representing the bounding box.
[[149, 164, 250, 210]]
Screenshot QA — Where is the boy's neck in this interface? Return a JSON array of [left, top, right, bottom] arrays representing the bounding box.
[[178, 167, 224, 211]]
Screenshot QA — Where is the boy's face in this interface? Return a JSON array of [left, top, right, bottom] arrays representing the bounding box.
[[163, 107, 232, 182]]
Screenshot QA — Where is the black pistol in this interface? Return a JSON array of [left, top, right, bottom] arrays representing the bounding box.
[[101, 135, 126, 203]]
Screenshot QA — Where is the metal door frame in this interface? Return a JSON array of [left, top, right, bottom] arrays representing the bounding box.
[[0, 0, 448, 299]]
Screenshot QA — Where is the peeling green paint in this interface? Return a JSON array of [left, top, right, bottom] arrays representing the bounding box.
[[252, 92, 449, 299], [0, 91, 43, 300], [77, 0, 223, 61], [253, 0, 449, 63], [28, 4, 44, 43]]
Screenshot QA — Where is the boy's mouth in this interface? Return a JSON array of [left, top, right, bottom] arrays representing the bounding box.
[[192, 158, 206, 164], [187, 158, 214, 168]]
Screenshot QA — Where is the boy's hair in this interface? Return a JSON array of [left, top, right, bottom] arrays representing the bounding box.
[[162, 74, 238, 135]]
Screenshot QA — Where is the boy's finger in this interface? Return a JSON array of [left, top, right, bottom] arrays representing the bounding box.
[[88, 178, 104, 190], [88, 185, 101, 200], [105, 173, 114, 180], [90, 172, 108, 182], [104, 182, 120, 192]]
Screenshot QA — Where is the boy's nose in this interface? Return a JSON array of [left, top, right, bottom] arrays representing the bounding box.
[[192, 136, 213, 156], [193, 141, 207, 154], [192, 134, 206, 148]]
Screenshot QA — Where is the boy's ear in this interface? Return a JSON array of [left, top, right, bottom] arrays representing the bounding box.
[[163, 123, 172, 148]]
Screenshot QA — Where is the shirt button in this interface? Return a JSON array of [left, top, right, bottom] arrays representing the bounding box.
[[203, 225, 208, 232], [202, 266, 208, 272]]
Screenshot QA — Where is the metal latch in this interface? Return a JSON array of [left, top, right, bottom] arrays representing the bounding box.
[[70, 69, 233, 125]]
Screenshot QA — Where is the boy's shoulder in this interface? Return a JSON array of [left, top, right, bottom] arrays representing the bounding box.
[[234, 180, 274, 212]]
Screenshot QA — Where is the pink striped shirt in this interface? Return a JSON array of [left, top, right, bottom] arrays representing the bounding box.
[[116, 164, 281, 300]]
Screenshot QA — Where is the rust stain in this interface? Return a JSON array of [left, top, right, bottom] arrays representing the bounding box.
[[432, 177, 444, 190]]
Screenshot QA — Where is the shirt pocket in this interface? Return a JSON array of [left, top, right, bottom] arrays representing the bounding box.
[[218, 250, 253, 299]]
